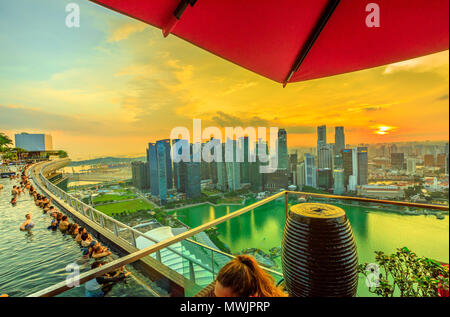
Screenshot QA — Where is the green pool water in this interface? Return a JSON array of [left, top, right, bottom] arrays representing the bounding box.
[[171, 198, 449, 297]]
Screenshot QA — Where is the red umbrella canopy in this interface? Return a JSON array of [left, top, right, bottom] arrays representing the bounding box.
[[91, 0, 449, 86]]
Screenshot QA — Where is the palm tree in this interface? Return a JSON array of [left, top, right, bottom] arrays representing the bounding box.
[[0, 132, 13, 153]]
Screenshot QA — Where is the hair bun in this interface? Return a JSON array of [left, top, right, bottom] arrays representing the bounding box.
[[237, 255, 255, 269]]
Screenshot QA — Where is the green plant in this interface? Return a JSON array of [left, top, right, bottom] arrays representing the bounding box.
[[359, 247, 449, 297]]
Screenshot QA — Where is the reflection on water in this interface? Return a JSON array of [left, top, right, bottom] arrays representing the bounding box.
[[172, 199, 449, 297]]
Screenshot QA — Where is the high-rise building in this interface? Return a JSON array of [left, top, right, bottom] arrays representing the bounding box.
[[265, 169, 289, 191], [333, 169, 345, 195], [424, 154, 435, 167], [406, 158, 416, 175], [345, 147, 367, 191], [156, 140, 168, 204], [304, 153, 317, 188], [317, 168, 333, 189], [225, 140, 241, 192], [342, 149, 353, 187], [288, 153, 298, 184], [15, 133, 53, 151], [391, 153, 405, 170], [240, 136, 250, 183], [277, 129, 288, 170], [318, 143, 334, 169], [131, 161, 150, 191], [335, 127, 345, 155], [356, 147, 368, 186], [147, 143, 159, 196], [216, 143, 227, 191], [317, 125, 327, 148], [172, 139, 189, 193], [436, 153, 447, 168], [249, 140, 268, 192], [159, 139, 173, 190], [186, 162, 201, 199], [296, 161, 305, 190], [333, 154, 343, 169]]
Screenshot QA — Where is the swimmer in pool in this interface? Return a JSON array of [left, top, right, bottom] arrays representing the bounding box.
[[59, 215, 70, 232], [84, 261, 131, 297], [20, 214, 34, 231]]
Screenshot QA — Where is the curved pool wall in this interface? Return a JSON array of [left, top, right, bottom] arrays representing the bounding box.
[[0, 166, 156, 297], [29, 160, 198, 297], [171, 198, 449, 297]]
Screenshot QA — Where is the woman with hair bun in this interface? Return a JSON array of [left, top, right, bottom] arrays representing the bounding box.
[[214, 255, 287, 297]]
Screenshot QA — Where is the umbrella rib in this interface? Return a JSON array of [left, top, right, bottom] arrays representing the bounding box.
[[283, 0, 341, 87]]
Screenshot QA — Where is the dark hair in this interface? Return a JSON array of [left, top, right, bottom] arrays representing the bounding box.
[[216, 255, 286, 297], [91, 261, 105, 269], [62, 215, 68, 221], [81, 233, 88, 241]]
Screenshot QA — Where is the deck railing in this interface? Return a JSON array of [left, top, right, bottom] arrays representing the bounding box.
[[27, 160, 448, 297]]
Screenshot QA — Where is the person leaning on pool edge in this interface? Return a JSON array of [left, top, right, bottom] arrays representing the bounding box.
[[213, 255, 287, 297]]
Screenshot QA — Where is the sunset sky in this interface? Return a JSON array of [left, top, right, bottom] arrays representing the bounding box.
[[0, 0, 448, 160]]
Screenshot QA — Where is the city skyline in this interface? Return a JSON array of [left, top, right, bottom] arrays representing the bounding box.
[[0, 1, 448, 160]]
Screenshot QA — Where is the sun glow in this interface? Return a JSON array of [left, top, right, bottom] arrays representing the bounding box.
[[374, 125, 396, 135]]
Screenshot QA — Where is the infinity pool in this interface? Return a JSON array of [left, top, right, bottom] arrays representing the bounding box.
[[0, 168, 155, 297]]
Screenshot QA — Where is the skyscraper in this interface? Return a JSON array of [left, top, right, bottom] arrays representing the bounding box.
[[318, 143, 334, 169], [186, 161, 201, 199], [156, 140, 168, 204], [342, 149, 353, 188], [333, 169, 345, 195], [172, 139, 189, 193], [147, 143, 159, 196], [317, 125, 327, 148], [304, 153, 317, 188], [296, 161, 306, 190], [356, 147, 368, 186], [317, 168, 333, 189], [240, 136, 250, 183], [160, 139, 173, 190], [289, 153, 298, 184], [131, 161, 150, 191], [335, 127, 345, 155], [277, 129, 288, 170]]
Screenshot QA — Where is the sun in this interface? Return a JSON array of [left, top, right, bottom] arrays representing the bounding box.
[[373, 125, 396, 135]]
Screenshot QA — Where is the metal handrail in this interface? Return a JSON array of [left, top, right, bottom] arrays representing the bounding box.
[[28, 170, 286, 296], [285, 190, 449, 211], [29, 160, 448, 297], [36, 162, 215, 273]]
